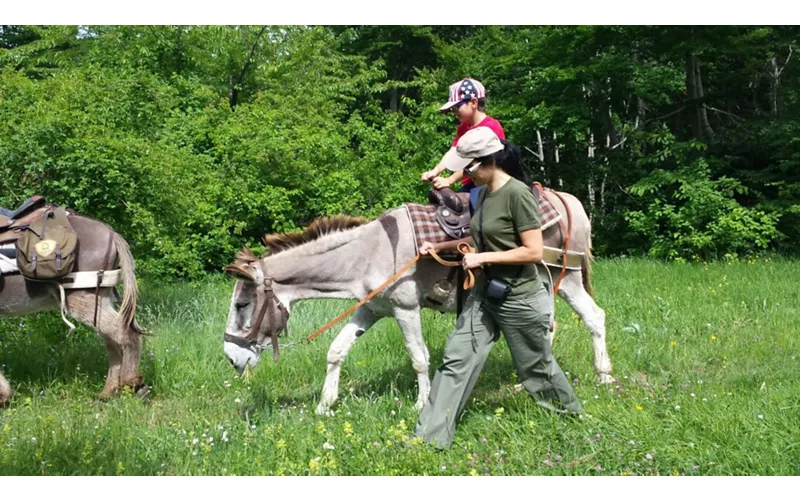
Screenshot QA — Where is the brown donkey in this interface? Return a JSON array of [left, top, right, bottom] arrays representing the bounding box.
[[0, 213, 144, 405]]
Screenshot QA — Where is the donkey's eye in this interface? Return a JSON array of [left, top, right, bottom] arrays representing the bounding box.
[[236, 302, 250, 310]]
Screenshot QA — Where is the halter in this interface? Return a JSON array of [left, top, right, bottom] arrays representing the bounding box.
[[223, 260, 288, 361]]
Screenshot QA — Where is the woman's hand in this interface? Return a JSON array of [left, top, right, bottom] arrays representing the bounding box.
[[419, 241, 436, 255], [462, 252, 484, 270]]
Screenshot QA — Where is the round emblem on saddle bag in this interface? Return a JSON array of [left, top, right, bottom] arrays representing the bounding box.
[[34, 239, 57, 258]]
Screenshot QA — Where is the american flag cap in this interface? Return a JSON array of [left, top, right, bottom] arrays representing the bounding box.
[[439, 78, 486, 112]]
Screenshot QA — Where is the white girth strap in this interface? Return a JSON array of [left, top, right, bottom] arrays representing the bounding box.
[[59, 269, 122, 289], [55, 269, 122, 332], [0, 252, 17, 274], [541, 245, 585, 270]]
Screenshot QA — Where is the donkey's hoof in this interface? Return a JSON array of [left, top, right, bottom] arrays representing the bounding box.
[[0, 391, 13, 408], [98, 389, 118, 402], [134, 384, 151, 401], [315, 403, 335, 417], [597, 374, 615, 385]]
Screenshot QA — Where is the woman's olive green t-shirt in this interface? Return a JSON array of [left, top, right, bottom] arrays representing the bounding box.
[[471, 178, 543, 297]]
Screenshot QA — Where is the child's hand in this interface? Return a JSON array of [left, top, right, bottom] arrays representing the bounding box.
[[432, 177, 452, 190], [421, 170, 438, 182]]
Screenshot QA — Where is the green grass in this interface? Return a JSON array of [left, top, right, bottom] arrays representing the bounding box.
[[1, 257, 799, 475]]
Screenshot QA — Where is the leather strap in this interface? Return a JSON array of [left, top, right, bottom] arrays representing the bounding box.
[[93, 230, 114, 327]]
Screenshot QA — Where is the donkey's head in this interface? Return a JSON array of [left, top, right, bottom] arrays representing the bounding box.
[[222, 250, 289, 374]]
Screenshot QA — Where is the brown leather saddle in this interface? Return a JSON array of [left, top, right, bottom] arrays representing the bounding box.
[[428, 188, 472, 240], [0, 195, 51, 245]]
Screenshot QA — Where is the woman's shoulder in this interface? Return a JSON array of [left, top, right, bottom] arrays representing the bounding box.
[[505, 178, 534, 196]]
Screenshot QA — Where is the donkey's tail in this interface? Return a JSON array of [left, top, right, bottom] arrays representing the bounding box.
[[112, 231, 143, 334], [582, 233, 595, 298]]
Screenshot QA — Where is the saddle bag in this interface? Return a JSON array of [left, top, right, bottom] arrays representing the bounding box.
[[16, 207, 78, 280]]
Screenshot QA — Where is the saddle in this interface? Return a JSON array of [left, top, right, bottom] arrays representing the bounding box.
[[0, 196, 50, 244], [428, 188, 472, 240]]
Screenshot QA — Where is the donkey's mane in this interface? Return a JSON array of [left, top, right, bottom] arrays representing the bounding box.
[[232, 215, 368, 267]]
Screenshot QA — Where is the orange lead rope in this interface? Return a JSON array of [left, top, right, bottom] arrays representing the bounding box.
[[306, 244, 479, 343], [427, 243, 476, 290], [306, 254, 421, 342]]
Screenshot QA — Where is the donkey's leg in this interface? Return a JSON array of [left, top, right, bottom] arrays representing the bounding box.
[[393, 306, 431, 411], [557, 271, 614, 384], [99, 337, 124, 400], [0, 370, 13, 406], [316, 307, 379, 416], [119, 328, 143, 392], [64, 289, 134, 398]]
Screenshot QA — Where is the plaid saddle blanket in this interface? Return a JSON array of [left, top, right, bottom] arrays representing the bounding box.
[[404, 186, 562, 251]]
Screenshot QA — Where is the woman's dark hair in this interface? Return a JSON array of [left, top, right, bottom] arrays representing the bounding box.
[[478, 139, 530, 185]]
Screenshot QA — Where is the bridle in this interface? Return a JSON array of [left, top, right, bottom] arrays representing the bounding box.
[[223, 260, 288, 362]]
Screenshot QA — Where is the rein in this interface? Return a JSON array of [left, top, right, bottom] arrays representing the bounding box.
[[306, 253, 422, 342], [426, 243, 476, 290]]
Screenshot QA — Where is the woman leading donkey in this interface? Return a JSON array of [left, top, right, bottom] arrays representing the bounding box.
[[415, 127, 583, 449]]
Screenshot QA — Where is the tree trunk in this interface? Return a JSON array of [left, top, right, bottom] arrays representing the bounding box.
[[229, 25, 268, 111], [587, 130, 595, 222], [695, 56, 715, 140], [686, 51, 714, 141], [173, 26, 183, 76], [686, 51, 701, 140], [600, 172, 606, 223], [770, 57, 779, 116], [389, 88, 398, 113], [536, 129, 547, 185], [553, 131, 559, 164], [636, 96, 646, 130]]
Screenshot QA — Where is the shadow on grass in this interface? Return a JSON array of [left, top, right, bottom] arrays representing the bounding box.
[[0, 314, 108, 392], [239, 337, 585, 421]]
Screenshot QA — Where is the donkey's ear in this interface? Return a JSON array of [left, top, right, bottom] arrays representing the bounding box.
[[225, 265, 256, 283]]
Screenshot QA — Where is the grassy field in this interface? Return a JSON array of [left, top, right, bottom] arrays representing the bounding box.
[[1, 257, 799, 475]]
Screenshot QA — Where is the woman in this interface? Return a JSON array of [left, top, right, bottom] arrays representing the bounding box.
[[415, 127, 582, 449]]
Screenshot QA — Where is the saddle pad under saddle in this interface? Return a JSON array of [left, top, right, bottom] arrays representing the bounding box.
[[404, 188, 562, 252]]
